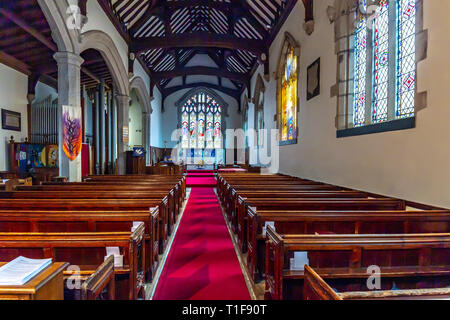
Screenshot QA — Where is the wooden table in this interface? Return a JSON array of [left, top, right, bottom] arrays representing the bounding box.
[[0, 262, 69, 300]]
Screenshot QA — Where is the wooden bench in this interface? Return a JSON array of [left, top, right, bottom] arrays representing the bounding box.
[[235, 197, 406, 252], [265, 227, 450, 300], [226, 190, 367, 227], [247, 208, 450, 282], [0, 225, 146, 300], [0, 208, 160, 281], [80, 255, 116, 300], [0, 197, 172, 252], [304, 265, 450, 300]]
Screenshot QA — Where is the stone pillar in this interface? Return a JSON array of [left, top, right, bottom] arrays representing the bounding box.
[[143, 112, 151, 166], [94, 89, 100, 174], [116, 94, 130, 175], [53, 52, 84, 182], [99, 79, 105, 174], [112, 86, 118, 169]]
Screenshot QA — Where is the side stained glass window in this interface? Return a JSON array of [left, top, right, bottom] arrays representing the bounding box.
[[372, 0, 389, 123], [352, 0, 416, 129], [353, 4, 368, 127], [397, 0, 416, 118], [280, 45, 298, 142]]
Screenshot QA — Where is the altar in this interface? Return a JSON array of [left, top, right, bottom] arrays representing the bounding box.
[[178, 148, 224, 167]]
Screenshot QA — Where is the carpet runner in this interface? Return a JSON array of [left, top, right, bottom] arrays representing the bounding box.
[[186, 171, 217, 187], [153, 187, 250, 300]]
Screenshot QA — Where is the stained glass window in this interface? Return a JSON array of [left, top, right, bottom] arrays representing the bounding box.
[[352, 0, 416, 129], [353, 2, 367, 127], [180, 91, 222, 149], [372, 0, 389, 123], [397, 0, 416, 118], [280, 44, 298, 142]]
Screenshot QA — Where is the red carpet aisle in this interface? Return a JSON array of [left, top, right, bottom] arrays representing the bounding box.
[[153, 187, 251, 300], [186, 171, 217, 187]]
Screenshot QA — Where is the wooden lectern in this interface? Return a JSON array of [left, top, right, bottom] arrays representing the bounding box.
[[0, 262, 69, 300]]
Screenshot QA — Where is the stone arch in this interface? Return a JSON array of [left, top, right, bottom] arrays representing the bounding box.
[[37, 0, 79, 53], [130, 76, 152, 115], [253, 74, 265, 135], [79, 30, 129, 97], [130, 76, 153, 165]]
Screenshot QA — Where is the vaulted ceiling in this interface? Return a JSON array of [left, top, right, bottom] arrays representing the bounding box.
[[101, 0, 313, 102]]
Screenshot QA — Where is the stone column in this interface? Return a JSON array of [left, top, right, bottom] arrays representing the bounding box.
[[94, 89, 100, 174], [53, 52, 84, 182], [99, 79, 105, 174], [143, 112, 151, 166], [116, 94, 130, 175]]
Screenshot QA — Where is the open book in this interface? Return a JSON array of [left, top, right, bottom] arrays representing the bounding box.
[[0, 256, 52, 286]]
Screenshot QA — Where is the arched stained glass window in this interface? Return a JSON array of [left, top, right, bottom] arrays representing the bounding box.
[[281, 45, 298, 141], [276, 32, 299, 145], [180, 90, 223, 149]]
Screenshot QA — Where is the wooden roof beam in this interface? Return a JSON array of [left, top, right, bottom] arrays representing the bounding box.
[[162, 82, 241, 102], [151, 66, 249, 83], [131, 32, 265, 54]]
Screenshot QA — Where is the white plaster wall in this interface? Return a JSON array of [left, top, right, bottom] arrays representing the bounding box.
[[129, 89, 143, 147], [151, 86, 163, 148], [133, 60, 150, 91], [83, 0, 129, 73], [243, 0, 450, 208], [0, 64, 28, 171]]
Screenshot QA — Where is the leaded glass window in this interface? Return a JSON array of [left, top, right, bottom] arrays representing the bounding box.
[[180, 91, 222, 149], [281, 45, 298, 141], [397, 0, 416, 118], [354, 3, 367, 127], [372, 0, 389, 123], [352, 0, 416, 128]]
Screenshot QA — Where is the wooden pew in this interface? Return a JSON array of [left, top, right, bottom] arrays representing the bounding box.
[[0, 198, 172, 253], [0, 208, 160, 281], [226, 190, 367, 227], [0, 225, 146, 300], [304, 265, 450, 300], [235, 197, 406, 252], [80, 255, 115, 300], [247, 208, 450, 282], [14, 184, 182, 221], [265, 227, 450, 300]]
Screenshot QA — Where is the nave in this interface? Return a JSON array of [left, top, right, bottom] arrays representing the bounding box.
[[0, 0, 450, 306]]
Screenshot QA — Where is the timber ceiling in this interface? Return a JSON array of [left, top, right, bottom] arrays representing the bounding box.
[[0, 0, 313, 102], [0, 0, 113, 94], [102, 0, 310, 101]]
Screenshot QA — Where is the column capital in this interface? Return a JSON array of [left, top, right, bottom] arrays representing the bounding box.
[[116, 94, 131, 106], [53, 52, 84, 67]]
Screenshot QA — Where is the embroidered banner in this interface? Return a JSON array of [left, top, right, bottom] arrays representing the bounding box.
[[62, 105, 82, 161]]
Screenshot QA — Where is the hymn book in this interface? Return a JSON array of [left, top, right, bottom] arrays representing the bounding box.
[[0, 256, 52, 286]]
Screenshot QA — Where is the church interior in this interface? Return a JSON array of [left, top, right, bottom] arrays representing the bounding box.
[[0, 0, 449, 303]]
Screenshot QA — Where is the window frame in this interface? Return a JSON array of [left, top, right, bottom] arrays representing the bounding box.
[[337, 0, 419, 138]]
